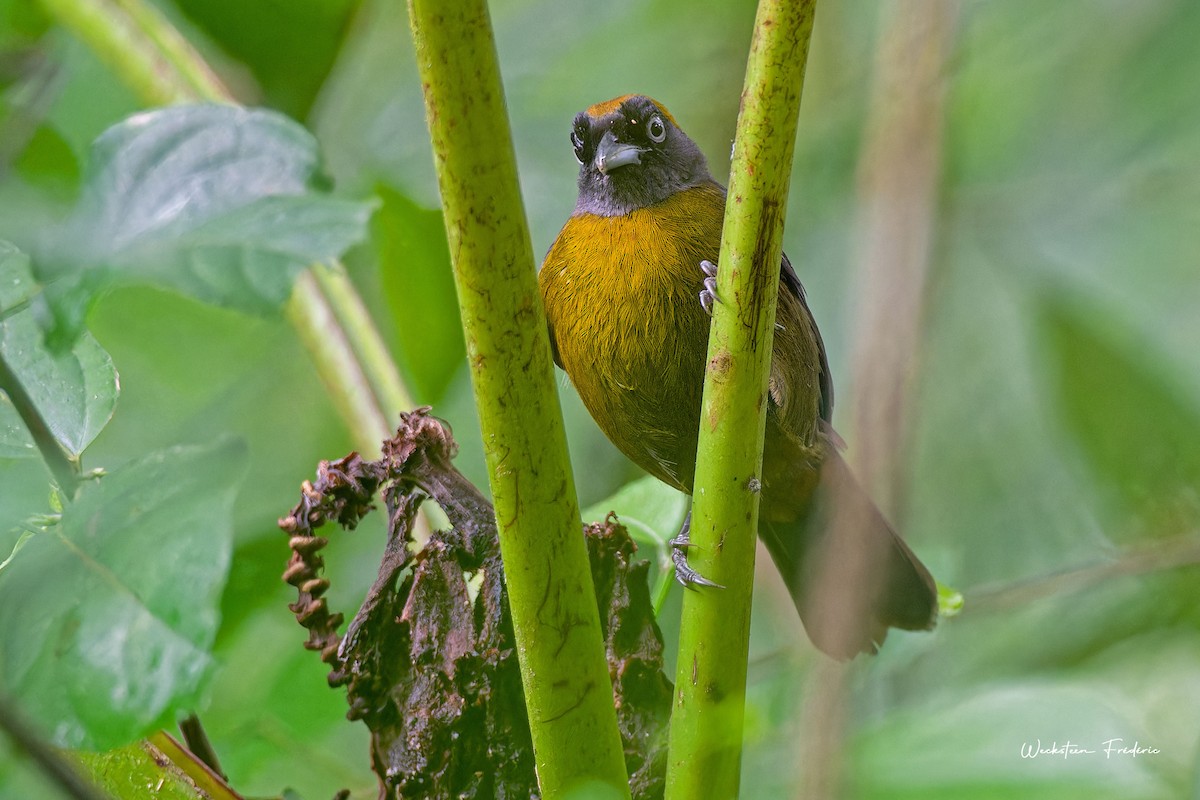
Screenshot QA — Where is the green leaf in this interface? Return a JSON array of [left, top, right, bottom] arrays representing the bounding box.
[[0, 437, 247, 749], [583, 475, 689, 615], [849, 637, 1200, 800], [0, 242, 119, 458], [36, 104, 376, 342], [0, 399, 36, 460], [13, 123, 81, 199], [374, 186, 464, 402], [1040, 297, 1200, 526], [0, 457, 53, 556], [77, 733, 243, 800], [0, 315, 119, 458], [76, 741, 209, 800], [582, 474, 688, 553], [171, 0, 358, 119], [0, 239, 39, 312]]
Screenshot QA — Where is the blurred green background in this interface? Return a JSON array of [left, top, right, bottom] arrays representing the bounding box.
[[1, 0, 1199, 797]]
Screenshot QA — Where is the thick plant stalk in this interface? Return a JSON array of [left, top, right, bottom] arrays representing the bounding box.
[[849, 1, 956, 519], [664, 1, 817, 798], [35, 0, 413, 457], [797, 8, 956, 795], [406, 0, 630, 797]]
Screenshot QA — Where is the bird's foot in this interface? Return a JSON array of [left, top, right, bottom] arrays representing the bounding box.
[[698, 259, 721, 316], [699, 259, 787, 331], [669, 512, 724, 589]]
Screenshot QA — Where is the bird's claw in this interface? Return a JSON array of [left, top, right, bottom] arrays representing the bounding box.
[[698, 259, 722, 316], [669, 516, 724, 589]]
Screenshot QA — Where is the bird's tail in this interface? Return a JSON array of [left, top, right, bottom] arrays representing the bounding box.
[[760, 444, 937, 659]]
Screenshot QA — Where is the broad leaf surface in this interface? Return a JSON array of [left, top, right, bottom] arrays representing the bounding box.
[[583, 475, 688, 555], [0, 242, 118, 458], [0, 438, 247, 749], [36, 105, 376, 342], [1041, 298, 1200, 528]]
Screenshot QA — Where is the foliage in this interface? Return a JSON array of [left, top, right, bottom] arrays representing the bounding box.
[[36, 104, 375, 345], [0, 243, 116, 459], [0, 0, 1198, 798]]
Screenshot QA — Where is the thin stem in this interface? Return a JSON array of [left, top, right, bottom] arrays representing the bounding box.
[[407, 0, 629, 796], [286, 270, 391, 457], [965, 533, 1200, 614], [145, 731, 243, 800], [177, 714, 225, 780], [652, 564, 675, 618], [311, 262, 415, 418], [664, 1, 818, 797], [848, 0, 957, 518], [35, 0, 223, 106], [109, 0, 229, 101]]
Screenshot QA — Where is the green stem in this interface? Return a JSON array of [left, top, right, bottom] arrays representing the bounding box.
[[285, 270, 391, 456], [664, 1, 817, 798], [109, 0, 230, 101], [406, 1, 629, 796], [36, 0, 225, 106], [652, 564, 675, 618], [311, 262, 415, 419], [35, 0, 413, 457]]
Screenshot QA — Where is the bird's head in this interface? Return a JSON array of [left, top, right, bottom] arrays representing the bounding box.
[[570, 94, 713, 216]]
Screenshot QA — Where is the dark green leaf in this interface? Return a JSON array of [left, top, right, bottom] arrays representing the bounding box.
[[0, 437, 247, 749], [36, 104, 376, 341], [13, 123, 81, 198], [0, 0, 51, 44], [375, 186, 463, 402], [172, 0, 358, 118], [1040, 298, 1200, 526], [0, 242, 118, 458]]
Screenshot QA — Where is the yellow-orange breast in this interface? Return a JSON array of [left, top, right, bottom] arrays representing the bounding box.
[[539, 183, 727, 492], [539, 181, 826, 522]]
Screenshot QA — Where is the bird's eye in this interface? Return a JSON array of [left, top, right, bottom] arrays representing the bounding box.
[[647, 115, 666, 143], [570, 127, 587, 164]]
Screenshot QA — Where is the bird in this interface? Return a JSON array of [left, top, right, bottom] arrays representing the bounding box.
[[537, 94, 937, 658]]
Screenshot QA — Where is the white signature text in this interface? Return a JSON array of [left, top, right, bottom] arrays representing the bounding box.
[[1020, 738, 1160, 760]]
